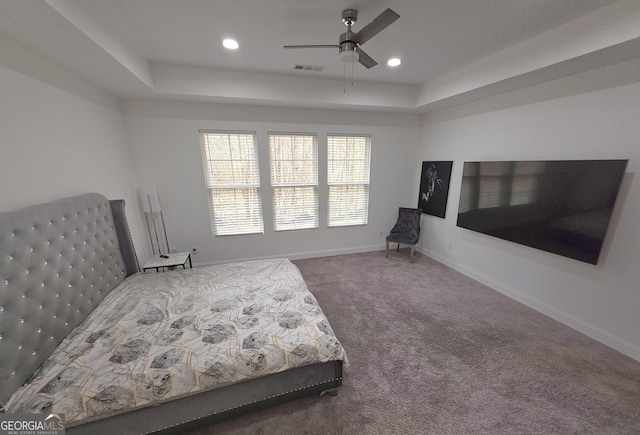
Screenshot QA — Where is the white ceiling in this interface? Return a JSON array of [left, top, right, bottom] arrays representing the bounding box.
[[1, 0, 639, 113]]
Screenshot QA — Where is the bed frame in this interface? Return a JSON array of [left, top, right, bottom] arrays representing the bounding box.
[[0, 193, 342, 434]]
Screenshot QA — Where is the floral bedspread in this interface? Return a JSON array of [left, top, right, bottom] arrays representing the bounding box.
[[5, 259, 347, 425]]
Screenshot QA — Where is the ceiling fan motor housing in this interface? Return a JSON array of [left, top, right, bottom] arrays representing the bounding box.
[[338, 31, 359, 63]]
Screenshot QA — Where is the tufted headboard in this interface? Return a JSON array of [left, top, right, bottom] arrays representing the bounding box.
[[0, 193, 139, 406]]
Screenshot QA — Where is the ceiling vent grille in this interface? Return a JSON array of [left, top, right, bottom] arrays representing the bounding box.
[[293, 64, 325, 72]]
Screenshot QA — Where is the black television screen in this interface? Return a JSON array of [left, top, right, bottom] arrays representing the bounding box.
[[456, 159, 628, 264]]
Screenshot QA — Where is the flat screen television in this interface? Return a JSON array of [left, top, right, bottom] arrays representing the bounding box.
[[456, 159, 628, 264]]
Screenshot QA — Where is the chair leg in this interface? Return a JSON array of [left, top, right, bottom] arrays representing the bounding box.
[[410, 245, 415, 263], [397, 243, 400, 252], [385, 241, 389, 258]]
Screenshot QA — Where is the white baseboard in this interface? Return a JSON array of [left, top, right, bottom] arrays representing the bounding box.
[[418, 247, 640, 363], [193, 244, 386, 268]]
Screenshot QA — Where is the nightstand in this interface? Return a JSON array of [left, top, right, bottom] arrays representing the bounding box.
[[142, 252, 192, 272]]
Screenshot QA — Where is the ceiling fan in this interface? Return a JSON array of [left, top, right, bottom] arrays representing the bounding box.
[[284, 8, 400, 69]]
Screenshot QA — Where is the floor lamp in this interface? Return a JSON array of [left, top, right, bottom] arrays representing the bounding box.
[[141, 186, 170, 256]]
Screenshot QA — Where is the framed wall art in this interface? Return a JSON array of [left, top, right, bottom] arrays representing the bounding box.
[[418, 161, 453, 218]]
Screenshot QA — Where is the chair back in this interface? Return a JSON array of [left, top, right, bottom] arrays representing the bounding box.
[[390, 207, 422, 239]]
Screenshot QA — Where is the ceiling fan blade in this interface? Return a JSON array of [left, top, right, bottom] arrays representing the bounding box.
[[351, 8, 400, 46], [357, 48, 377, 69], [284, 44, 340, 49]]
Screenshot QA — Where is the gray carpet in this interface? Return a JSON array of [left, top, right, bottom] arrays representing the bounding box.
[[188, 251, 640, 434]]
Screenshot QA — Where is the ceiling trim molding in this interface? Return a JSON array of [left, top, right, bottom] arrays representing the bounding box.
[[45, 0, 155, 90], [416, 0, 640, 112]]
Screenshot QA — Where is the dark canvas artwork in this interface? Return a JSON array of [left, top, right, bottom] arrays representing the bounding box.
[[418, 161, 453, 218]]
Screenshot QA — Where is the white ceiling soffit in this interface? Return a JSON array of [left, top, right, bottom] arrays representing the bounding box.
[[0, 0, 638, 113]]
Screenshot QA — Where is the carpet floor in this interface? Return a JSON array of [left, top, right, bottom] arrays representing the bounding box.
[[188, 251, 640, 434]]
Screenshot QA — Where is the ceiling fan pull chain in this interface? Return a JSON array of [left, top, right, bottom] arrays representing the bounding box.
[[351, 61, 355, 87], [343, 64, 346, 93]]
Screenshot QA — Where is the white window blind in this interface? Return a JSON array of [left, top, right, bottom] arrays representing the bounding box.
[[327, 135, 371, 227], [269, 133, 318, 231], [200, 131, 264, 235]]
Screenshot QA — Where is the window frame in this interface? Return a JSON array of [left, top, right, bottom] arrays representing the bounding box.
[[268, 132, 319, 231], [199, 130, 264, 236], [327, 134, 372, 227]]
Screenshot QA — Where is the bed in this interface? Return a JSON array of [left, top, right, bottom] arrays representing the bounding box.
[[0, 193, 346, 434]]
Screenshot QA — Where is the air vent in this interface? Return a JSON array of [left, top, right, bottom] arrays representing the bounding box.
[[293, 64, 325, 72]]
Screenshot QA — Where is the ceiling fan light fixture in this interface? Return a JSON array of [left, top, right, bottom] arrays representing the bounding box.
[[222, 38, 239, 50], [387, 58, 401, 67], [339, 49, 359, 63]]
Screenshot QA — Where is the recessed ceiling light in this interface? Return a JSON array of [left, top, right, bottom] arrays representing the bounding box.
[[223, 39, 239, 50], [387, 58, 401, 67]]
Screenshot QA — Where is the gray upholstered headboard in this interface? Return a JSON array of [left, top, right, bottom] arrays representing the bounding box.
[[0, 193, 139, 406]]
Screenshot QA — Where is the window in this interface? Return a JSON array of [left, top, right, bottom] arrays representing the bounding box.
[[327, 135, 371, 227], [199, 131, 263, 235], [268, 133, 318, 231]]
